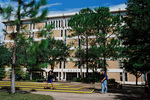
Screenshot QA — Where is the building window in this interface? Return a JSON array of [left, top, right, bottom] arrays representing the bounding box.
[[33, 23, 35, 29], [45, 21, 47, 27], [64, 30, 67, 44], [29, 32, 31, 38], [65, 30, 67, 37], [78, 38, 81, 47], [59, 61, 62, 69], [56, 20, 58, 28], [120, 15, 123, 20], [46, 63, 47, 69], [61, 20, 63, 27], [61, 30, 63, 37], [59, 20, 61, 28], [63, 61, 66, 69], [44, 34, 46, 38], [4, 34, 6, 40], [32, 32, 34, 38], [16, 25, 17, 31], [143, 74, 146, 82], [83, 62, 85, 69], [125, 72, 128, 81], [53, 21, 55, 26], [120, 72, 123, 81], [119, 60, 122, 69], [65, 20, 67, 27], [30, 23, 32, 30], [5, 25, 7, 31]]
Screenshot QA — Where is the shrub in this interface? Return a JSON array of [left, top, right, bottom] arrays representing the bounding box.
[[0, 66, 6, 80], [81, 78, 91, 83], [108, 78, 116, 83], [72, 77, 81, 82], [23, 73, 30, 80]]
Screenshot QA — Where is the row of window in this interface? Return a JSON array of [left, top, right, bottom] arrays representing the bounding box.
[[46, 19, 69, 29], [120, 72, 128, 81], [5, 19, 70, 31]]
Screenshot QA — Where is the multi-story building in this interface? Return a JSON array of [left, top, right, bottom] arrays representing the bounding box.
[[2, 9, 146, 84]]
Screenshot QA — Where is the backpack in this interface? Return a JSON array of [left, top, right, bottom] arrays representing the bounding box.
[[105, 74, 108, 80]]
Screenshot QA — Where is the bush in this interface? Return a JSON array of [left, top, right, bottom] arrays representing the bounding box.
[[0, 66, 6, 80], [23, 73, 30, 80], [72, 77, 81, 82], [108, 78, 116, 83], [81, 78, 91, 83]]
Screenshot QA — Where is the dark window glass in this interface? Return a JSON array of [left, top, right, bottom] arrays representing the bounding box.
[[32, 32, 34, 38], [59, 61, 61, 69], [125, 72, 128, 81], [61, 30, 63, 37], [33, 23, 35, 29], [120, 72, 123, 81], [63, 61, 65, 69]]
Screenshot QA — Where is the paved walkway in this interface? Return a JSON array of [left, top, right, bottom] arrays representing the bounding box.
[[31, 90, 150, 100]]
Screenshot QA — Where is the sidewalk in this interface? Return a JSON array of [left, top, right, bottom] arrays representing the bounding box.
[[31, 90, 150, 100]]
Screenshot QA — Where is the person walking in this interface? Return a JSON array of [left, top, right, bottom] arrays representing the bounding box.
[[44, 69, 55, 89], [100, 70, 108, 94]]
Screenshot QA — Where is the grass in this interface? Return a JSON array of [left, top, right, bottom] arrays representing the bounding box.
[[0, 91, 53, 100]]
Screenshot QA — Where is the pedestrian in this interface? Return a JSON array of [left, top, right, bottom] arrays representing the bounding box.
[[100, 70, 108, 94], [44, 69, 55, 89]]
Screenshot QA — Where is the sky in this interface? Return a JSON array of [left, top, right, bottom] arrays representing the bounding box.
[[0, 0, 127, 42]]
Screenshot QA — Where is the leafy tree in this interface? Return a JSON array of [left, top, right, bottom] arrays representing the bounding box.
[[69, 8, 95, 78], [93, 7, 121, 72], [0, 66, 6, 80], [120, 0, 150, 85], [0, 44, 11, 80], [69, 7, 121, 77], [41, 37, 70, 70], [0, 0, 48, 94]]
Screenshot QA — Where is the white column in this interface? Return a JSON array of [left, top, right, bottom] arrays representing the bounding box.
[[84, 72, 86, 78], [65, 72, 66, 81], [55, 20, 56, 29], [77, 72, 79, 78], [43, 71, 46, 79], [58, 72, 60, 80]]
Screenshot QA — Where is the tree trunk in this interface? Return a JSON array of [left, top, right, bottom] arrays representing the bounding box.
[[135, 73, 138, 85], [103, 38, 107, 73], [78, 35, 83, 78], [30, 71, 32, 80], [11, 0, 21, 94], [85, 33, 89, 78], [11, 36, 17, 94], [11, 64, 15, 94]]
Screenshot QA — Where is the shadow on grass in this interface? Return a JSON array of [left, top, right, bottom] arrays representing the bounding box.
[[0, 86, 31, 94]]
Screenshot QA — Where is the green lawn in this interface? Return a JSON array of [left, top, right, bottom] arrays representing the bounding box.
[[0, 91, 53, 100]]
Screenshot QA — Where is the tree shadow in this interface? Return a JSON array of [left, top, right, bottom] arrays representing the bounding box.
[[94, 88, 150, 100], [0, 86, 31, 94]]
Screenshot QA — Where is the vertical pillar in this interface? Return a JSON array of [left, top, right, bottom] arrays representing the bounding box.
[[84, 72, 86, 78], [65, 72, 67, 81], [58, 72, 60, 80]]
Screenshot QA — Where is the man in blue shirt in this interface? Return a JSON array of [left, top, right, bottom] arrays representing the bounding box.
[[44, 69, 55, 89], [101, 70, 108, 93]]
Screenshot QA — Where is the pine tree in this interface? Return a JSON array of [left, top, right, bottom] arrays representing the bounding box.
[[120, 0, 150, 85], [0, 0, 48, 94], [68, 8, 95, 78], [93, 7, 121, 73], [0, 44, 11, 80]]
